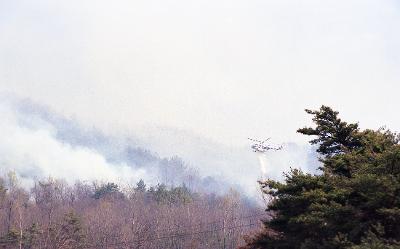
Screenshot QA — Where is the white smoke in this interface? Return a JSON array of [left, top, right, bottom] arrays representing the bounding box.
[[134, 126, 320, 198], [2, 0, 399, 149], [0, 99, 150, 188], [0, 96, 320, 196]]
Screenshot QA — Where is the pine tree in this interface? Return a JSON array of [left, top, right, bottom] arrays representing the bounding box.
[[135, 179, 147, 193], [242, 106, 400, 249], [93, 182, 121, 200], [49, 212, 86, 249]]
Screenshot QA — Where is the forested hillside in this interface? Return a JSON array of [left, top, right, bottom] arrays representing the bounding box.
[[0, 176, 264, 249], [0, 98, 254, 195]]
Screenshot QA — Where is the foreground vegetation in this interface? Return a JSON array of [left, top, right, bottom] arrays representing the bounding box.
[[0, 178, 262, 249], [3, 105, 399, 249], [242, 106, 400, 249]]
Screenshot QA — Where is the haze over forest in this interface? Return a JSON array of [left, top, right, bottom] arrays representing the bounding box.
[[1, 0, 399, 197], [0, 0, 400, 248]]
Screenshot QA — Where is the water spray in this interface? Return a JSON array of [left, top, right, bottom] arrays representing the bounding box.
[[248, 137, 283, 205], [257, 152, 268, 179], [248, 137, 283, 179]]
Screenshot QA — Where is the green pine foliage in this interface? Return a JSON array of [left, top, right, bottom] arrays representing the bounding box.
[[242, 106, 400, 249], [148, 183, 194, 205], [93, 182, 122, 200], [135, 179, 147, 192], [0, 229, 19, 248], [22, 223, 40, 249], [57, 212, 86, 249]]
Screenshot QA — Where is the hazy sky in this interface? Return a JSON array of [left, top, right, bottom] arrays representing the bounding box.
[[1, 0, 400, 146]]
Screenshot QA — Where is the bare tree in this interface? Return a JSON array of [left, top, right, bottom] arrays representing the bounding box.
[[0, 175, 264, 249]]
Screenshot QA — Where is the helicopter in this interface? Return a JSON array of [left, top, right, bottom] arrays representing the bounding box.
[[248, 137, 283, 153]]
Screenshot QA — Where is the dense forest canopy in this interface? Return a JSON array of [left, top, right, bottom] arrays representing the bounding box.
[[242, 106, 400, 249]]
